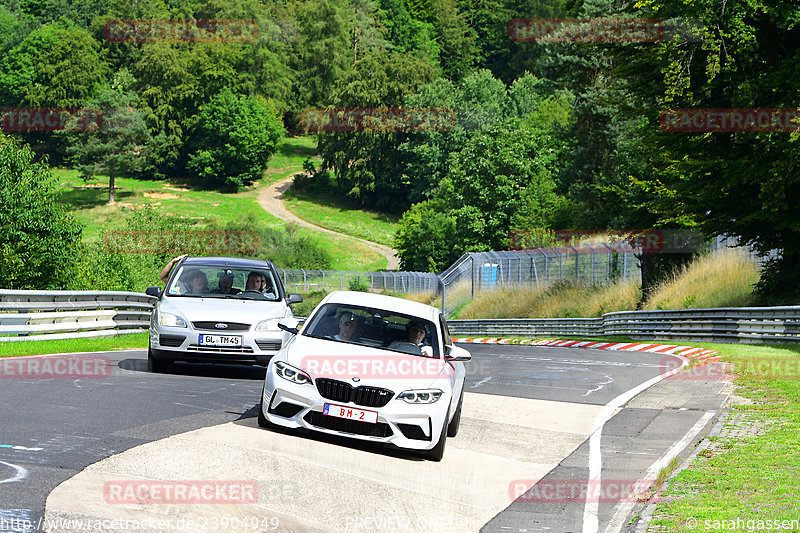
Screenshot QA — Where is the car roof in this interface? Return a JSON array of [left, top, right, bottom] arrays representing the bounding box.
[[182, 256, 273, 269], [319, 291, 440, 322]]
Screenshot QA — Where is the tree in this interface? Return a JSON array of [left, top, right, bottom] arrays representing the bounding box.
[[315, 50, 437, 211], [0, 135, 82, 289], [186, 88, 283, 189], [429, 0, 478, 80], [61, 83, 154, 204], [614, 0, 800, 301], [395, 113, 566, 271], [294, 0, 352, 108], [0, 21, 108, 108]]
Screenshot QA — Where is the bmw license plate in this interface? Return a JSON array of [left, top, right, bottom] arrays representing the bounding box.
[[198, 334, 242, 347], [323, 403, 378, 424]]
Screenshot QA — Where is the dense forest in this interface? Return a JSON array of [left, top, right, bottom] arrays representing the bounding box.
[[1, 0, 798, 300]]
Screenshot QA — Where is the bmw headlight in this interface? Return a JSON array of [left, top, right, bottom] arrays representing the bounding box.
[[256, 318, 280, 331], [397, 389, 443, 404], [274, 361, 311, 385], [159, 312, 187, 328]]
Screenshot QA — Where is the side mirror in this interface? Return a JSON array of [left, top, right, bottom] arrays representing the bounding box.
[[145, 286, 162, 298], [278, 318, 300, 335], [445, 345, 471, 362], [287, 293, 303, 304]]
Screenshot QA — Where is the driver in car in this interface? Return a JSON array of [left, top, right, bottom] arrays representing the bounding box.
[[389, 321, 433, 357], [245, 271, 267, 291]]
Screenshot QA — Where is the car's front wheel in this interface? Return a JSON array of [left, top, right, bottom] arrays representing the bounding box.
[[147, 346, 169, 373], [425, 409, 449, 462]]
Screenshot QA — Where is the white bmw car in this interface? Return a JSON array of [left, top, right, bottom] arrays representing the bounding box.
[[258, 291, 470, 461]]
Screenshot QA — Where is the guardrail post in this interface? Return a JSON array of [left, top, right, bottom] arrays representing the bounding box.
[[468, 255, 475, 300], [322, 271, 325, 290], [439, 276, 446, 314]]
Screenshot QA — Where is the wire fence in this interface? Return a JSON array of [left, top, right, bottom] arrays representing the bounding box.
[[276, 243, 644, 316], [275, 269, 440, 295], [276, 236, 777, 317]]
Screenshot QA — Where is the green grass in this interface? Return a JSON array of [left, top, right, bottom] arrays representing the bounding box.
[[0, 332, 148, 357], [54, 136, 387, 271], [646, 341, 800, 532], [453, 335, 800, 531], [283, 186, 400, 247]]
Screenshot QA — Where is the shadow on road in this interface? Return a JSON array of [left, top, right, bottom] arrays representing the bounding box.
[[118, 358, 266, 380], [234, 405, 426, 462]]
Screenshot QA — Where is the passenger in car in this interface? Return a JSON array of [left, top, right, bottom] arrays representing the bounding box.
[[333, 312, 359, 341], [182, 270, 209, 294]]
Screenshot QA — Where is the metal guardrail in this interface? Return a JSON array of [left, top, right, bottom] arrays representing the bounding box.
[[2, 290, 798, 345], [0, 290, 156, 342], [449, 306, 800, 344]]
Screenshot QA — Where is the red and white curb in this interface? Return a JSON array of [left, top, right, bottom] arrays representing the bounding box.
[[452, 337, 719, 363]]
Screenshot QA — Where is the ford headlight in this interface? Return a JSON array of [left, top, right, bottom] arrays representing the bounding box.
[[256, 318, 280, 331], [159, 312, 187, 328], [397, 389, 443, 404], [274, 361, 311, 385]]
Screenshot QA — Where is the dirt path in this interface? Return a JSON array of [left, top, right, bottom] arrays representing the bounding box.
[[257, 176, 400, 270]]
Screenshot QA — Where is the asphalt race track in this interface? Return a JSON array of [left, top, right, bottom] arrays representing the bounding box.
[[0, 344, 731, 533]]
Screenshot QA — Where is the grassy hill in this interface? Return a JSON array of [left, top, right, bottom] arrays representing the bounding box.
[[55, 137, 389, 271]]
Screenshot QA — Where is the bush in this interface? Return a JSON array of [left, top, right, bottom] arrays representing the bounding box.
[[0, 137, 83, 289], [67, 206, 195, 291], [221, 216, 332, 270], [187, 89, 283, 190]]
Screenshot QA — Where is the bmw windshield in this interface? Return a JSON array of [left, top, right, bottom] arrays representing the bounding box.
[[302, 303, 440, 358]]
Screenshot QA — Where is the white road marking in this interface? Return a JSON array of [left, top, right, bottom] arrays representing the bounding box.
[[0, 445, 43, 451], [603, 411, 717, 533], [581, 354, 689, 533], [583, 375, 614, 397], [471, 377, 493, 388], [173, 403, 214, 411], [0, 461, 28, 484]]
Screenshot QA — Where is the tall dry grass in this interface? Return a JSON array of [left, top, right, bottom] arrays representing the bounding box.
[[457, 277, 640, 319], [642, 248, 760, 310], [455, 247, 760, 318]]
